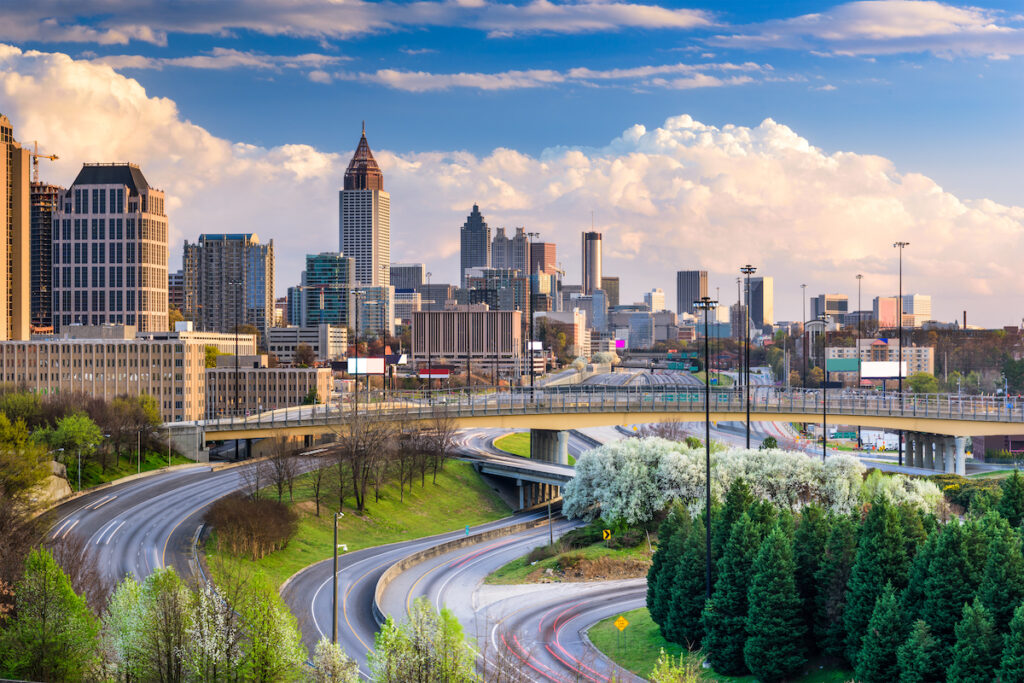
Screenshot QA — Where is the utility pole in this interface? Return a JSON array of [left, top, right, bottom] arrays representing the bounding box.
[[693, 296, 717, 600], [741, 265, 756, 448], [893, 241, 909, 466]]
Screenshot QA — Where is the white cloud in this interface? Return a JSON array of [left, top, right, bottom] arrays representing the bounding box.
[[1, 44, 1021, 325], [90, 48, 345, 71], [712, 1, 1024, 58]]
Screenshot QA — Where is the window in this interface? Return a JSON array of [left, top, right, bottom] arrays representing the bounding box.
[[62, 219, 70, 241]]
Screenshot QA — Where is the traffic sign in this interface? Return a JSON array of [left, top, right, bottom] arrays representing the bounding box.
[[602, 529, 612, 541], [614, 616, 629, 631]]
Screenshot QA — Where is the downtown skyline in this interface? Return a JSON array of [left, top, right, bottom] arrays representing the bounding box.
[[0, 1, 1021, 325]]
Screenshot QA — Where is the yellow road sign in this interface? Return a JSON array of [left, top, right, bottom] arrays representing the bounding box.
[[614, 616, 629, 631], [602, 529, 612, 540]]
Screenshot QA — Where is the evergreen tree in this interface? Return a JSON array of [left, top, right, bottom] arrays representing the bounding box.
[[898, 504, 927, 561], [921, 521, 975, 667], [999, 470, 1024, 528], [793, 504, 828, 648], [711, 478, 752, 564], [814, 514, 858, 662], [897, 620, 941, 683], [844, 500, 909, 665], [963, 512, 998, 588], [901, 531, 940, 626], [701, 512, 762, 676], [747, 498, 778, 535], [978, 522, 1024, 634], [664, 516, 707, 647], [648, 506, 690, 628], [743, 526, 806, 682], [997, 602, 1024, 682], [855, 583, 905, 683], [948, 598, 1000, 683]]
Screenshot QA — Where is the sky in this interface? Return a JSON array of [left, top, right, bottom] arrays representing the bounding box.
[[1, 0, 1022, 326]]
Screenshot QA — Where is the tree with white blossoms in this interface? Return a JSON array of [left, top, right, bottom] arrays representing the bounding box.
[[591, 351, 620, 366], [311, 637, 360, 683], [369, 597, 476, 683], [102, 576, 146, 680], [860, 469, 944, 512], [180, 582, 243, 682], [563, 437, 873, 525]]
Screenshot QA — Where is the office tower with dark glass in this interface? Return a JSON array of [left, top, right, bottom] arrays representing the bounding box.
[[581, 231, 602, 294], [0, 115, 31, 340], [183, 233, 274, 338], [459, 204, 490, 287], [600, 276, 619, 308], [339, 124, 390, 287], [31, 181, 61, 330], [390, 262, 424, 290], [676, 270, 708, 316], [53, 163, 168, 333], [530, 242, 556, 275], [287, 252, 355, 328]]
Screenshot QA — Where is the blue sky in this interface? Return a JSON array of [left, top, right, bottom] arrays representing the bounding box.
[[2, 1, 1023, 323]]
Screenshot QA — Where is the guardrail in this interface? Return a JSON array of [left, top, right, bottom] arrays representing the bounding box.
[[191, 386, 1024, 434]]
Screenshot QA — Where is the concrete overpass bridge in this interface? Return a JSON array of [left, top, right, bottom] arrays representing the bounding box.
[[169, 386, 1024, 477]]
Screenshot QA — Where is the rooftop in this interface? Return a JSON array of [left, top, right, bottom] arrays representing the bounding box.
[[71, 163, 152, 194]]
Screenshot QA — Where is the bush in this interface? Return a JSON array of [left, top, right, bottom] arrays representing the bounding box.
[[205, 494, 298, 560], [526, 543, 561, 563], [557, 552, 584, 571], [928, 474, 1002, 511], [606, 529, 643, 549]]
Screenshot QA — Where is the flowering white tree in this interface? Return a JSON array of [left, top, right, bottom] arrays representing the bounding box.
[[180, 582, 242, 681], [103, 576, 146, 681], [860, 468, 943, 511], [311, 637, 359, 683]]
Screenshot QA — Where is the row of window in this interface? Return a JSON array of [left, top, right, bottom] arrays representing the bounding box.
[[72, 188, 125, 215]]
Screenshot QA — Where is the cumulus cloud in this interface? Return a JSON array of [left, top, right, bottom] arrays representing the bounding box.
[[0, 0, 712, 45], [1, 44, 1021, 324], [712, 0, 1024, 58]]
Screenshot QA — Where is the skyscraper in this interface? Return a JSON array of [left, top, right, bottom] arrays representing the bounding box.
[[459, 204, 490, 287], [183, 233, 274, 339], [0, 115, 30, 340], [31, 181, 62, 331], [390, 263, 424, 290], [582, 231, 602, 294], [529, 241, 556, 275], [810, 294, 849, 320], [749, 276, 774, 328], [53, 163, 167, 333], [676, 270, 708, 316], [339, 124, 390, 287], [644, 288, 666, 312], [600, 276, 620, 308], [288, 252, 354, 328], [492, 226, 529, 273]]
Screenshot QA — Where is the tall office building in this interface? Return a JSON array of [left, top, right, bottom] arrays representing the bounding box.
[[492, 227, 530, 273], [390, 262, 424, 290], [810, 294, 849, 320], [459, 204, 490, 287], [31, 181, 62, 331], [339, 124, 389, 286], [53, 163, 167, 333], [600, 276, 619, 308], [529, 242, 556, 275], [582, 231, 602, 294], [902, 294, 932, 326], [644, 288, 666, 312], [183, 233, 274, 338], [749, 276, 774, 328], [168, 269, 184, 313], [0, 116, 30, 340], [676, 270, 708, 315], [287, 252, 354, 328]]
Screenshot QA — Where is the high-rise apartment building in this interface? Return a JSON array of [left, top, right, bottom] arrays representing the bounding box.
[[676, 270, 708, 316], [749, 276, 774, 328], [339, 124, 389, 287], [168, 269, 184, 313], [581, 231, 602, 295], [644, 288, 666, 312], [183, 233, 274, 339], [53, 163, 167, 333], [811, 294, 849, 320], [529, 241, 556, 275], [31, 182, 62, 331], [459, 204, 490, 287], [390, 262, 424, 291], [492, 227, 530, 273], [0, 116, 31, 340], [287, 252, 354, 328], [600, 276, 619, 308], [353, 285, 395, 338]]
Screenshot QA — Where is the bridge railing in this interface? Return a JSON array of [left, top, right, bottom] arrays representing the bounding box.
[[195, 386, 1024, 433]]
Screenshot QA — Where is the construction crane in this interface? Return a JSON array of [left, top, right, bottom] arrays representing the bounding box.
[[30, 141, 58, 183]]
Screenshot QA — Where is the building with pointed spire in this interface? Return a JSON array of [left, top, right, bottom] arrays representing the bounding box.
[[339, 123, 390, 287], [459, 204, 490, 288]]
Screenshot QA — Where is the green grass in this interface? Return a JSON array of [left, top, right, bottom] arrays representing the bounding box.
[[969, 469, 1018, 479], [588, 608, 851, 682], [694, 372, 734, 387], [207, 460, 512, 588], [67, 451, 194, 490], [494, 432, 531, 457], [485, 541, 649, 584]]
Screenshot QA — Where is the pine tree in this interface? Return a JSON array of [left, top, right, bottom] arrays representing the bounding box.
[[921, 521, 975, 667], [897, 620, 941, 683], [978, 522, 1024, 634], [664, 516, 707, 647], [814, 514, 858, 662], [711, 478, 752, 565], [898, 504, 927, 562], [793, 504, 828, 649], [844, 500, 909, 665], [948, 598, 1000, 683], [901, 531, 940, 626], [997, 602, 1024, 681], [743, 526, 807, 682], [648, 506, 690, 629], [701, 511, 762, 676], [854, 583, 905, 683], [999, 470, 1024, 528]]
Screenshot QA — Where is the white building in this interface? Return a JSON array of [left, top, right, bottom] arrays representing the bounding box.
[[267, 324, 347, 365], [339, 125, 390, 287], [643, 288, 666, 312]]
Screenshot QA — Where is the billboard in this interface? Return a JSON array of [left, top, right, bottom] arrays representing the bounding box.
[[860, 361, 907, 379], [528, 341, 544, 351], [826, 358, 860, 373], [614, 339, 626, 349], [347, 357, 385, 375], [418, 368, 451, 379]]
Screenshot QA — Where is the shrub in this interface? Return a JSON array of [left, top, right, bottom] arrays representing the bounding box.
[[928, 474, 1002, 511], [557, 553, 584, 571], [526, 543, 561, 563], [205, 494, 298, 560]]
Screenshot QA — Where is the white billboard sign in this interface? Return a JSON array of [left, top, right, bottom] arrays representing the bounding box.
[[860, 361, 907, 379], [347, 357, 386, 375], [528, 341, 544, 351]]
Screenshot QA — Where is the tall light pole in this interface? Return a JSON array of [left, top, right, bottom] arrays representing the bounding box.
[[893, 241, 909, 466], [740, 265, 756, 448], [856, 273, 864, 449], [527, 231, 539, 391], [693, 296, 717, 600], [819, 313, 829, 462], [331, 511, 344, 643]]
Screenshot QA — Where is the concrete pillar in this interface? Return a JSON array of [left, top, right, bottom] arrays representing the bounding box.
[[955, 437, 967, 476], [942, 437, 956, 474], [530, 429, 570, 465], [909, 433, 921, 468], [517, 479, 524, 510], [923, 436, 935, 470]]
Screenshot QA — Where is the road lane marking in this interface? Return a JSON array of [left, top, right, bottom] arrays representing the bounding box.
[[50, 517, 75, 539], [104, 520, 127, 545], [59, 519, 79, 539], [88, 494, 114, 510], [93, 519, 118, 545]]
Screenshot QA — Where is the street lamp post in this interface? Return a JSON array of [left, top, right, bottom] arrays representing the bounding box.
[[77, 448, 81, 492], [331, 511, 344, 643], [740, 265, 756, 448], [527, 231, 539, 393], [425, 272, 432, 392], [856, 273, 864, 449], [893, 241, 909, 466], [819, 313, 829, 462], [694, 296, 717, 600]]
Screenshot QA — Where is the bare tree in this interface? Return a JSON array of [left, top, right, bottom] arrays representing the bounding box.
[[424, 415, 458, 483], [268, 437, 300, 503], [638, 418, 690, 442], [48, 532, 111, 614], [241, 459, 273, 500], [308, 461, 329, 517], [340, 418, 395, 512], [476, 620, 537, 683]]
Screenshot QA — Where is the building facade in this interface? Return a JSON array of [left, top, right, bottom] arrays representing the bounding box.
[[529, 241, 556, 275], [581, 231, 602, 295], [600, 276, 619, 308], [749, 276, 774, 328], [267, 324, 346, 365], [459, 204, 490, 288], [288, 252, 355, 329], [811, 294, 849, 320], [339, 125, 390, 287], [389, 262, 424, 291], [183, 233, 274, 339], [492, 227, 530, 273], [394, 290, 422, 325], [168, 269, 184, 313], [53, 163, 168, 334], [205, 355, 332, 418], [676, 270, 708, 316], [353, 285, 395, 338], [31, 182, 61, 332], [827, 339, 935, 377], [644, 288, 666, 312], [0, 115, 29, 341], [412, 307, 523, 375]]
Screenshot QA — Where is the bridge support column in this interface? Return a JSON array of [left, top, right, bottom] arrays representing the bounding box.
[[923, 435, 935, 470], [517, 479, 524, 510], [955, 437, 967, 476], [167, 425, 209, 462], [942, 437, 956, 474], [908, 433, 920, 468], [530, 429, 569, 465]]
